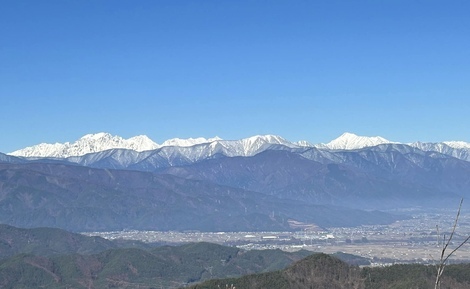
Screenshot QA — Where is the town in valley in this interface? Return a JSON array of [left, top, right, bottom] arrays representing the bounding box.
[[83, 208, 470, 266]]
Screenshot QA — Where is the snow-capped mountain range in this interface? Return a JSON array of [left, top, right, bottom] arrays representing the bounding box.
[[4, 131, 470, 221], [8, 132, 470, 161], [9, 133, 160, 158], [9, 133, 298, 158]]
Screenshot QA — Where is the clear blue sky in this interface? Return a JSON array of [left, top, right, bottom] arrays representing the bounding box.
[[1, 0, 469, 153]]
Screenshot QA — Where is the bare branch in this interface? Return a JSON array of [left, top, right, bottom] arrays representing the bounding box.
[[434, 198, 470, 289], [442, 234, 470, 265]]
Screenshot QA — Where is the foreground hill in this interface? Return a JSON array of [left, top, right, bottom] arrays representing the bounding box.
[[0, 224, 154, 259], [189, 253, 470, 289], [0, 242, 312, 289], [0, 224, 114, 259], [189, 253, 363, 289], [2, 225, 469, 289], [0, 225, 317, 288]]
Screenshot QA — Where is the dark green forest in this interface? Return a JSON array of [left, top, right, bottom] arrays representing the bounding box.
[[189, 254, 470, 289], [1, 224, 470, 289]]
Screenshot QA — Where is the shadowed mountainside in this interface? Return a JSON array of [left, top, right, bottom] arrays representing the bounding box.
[[0, 162, 403, 232], [161, 149, 467, 208]]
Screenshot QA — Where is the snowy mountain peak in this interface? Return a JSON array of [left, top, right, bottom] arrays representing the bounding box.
[[128, 135, 154, 143], [160, 137, 222, 147], [126, 135, 159, 151], [243, 134, 288, 144], [10, 132, 470, 160], [295, 140, 313, 147], [442, 141, 470, 149], [235, 135, 296, 155], [80, 132, 113, 140], [242, 135, 295, 148], [323, 132, 393, 150], [9, 133, 159, 158]]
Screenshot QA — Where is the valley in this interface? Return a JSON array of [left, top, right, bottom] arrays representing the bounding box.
[[83, 208, 470, 265]]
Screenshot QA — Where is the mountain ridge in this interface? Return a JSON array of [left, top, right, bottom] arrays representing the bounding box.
[[9, 132, 470, 160], [4, 136, 470, 231], [0, 161, 403, 231], [9, 133, 303, 158]]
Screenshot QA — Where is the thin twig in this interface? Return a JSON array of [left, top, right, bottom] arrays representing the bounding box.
[[434, 198, 469, 289]]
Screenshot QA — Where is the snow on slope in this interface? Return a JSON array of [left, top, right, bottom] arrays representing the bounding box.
[[231, 134, 295, 156], [9, 131, 470, 160], [442, 141, 470, 149], [319, 132, 394, 150], [409, 141, 470, 152], [408, 141, 470, 162], [161, 137, 222, 147], [295, 140, 313, 147], [9, 133, 159, 158], [9, 133, 301, 158]]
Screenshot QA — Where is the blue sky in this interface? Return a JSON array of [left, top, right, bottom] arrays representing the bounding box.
[[1, 0, 469, 153]]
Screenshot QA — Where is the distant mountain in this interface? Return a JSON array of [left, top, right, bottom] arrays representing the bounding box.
[[409, 141, 470, 162], [4, 136, 470, 210], [8, 133, 302, 158], [8, 132, 470, 165], [9, 133, 159, 158], [8, 134, 306, 171], [63, 140, 302, 172], [317, 132, 394, 150], [0, 162, 401, 232], [161, 136, 222, 147], [4, 132, 470, 231], [161, 148, 469, 208], [0, 152, 24, 164]]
